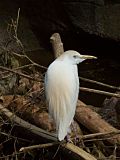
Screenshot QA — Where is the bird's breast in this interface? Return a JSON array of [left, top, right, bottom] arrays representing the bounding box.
[[46, 61, 79, 102]]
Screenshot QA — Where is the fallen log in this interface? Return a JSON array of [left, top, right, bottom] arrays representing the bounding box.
[[3, 94, 120, 144], [76, 100, 120, 144]]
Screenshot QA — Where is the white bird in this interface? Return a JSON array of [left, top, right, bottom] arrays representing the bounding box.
[[45, 50, 97, 141]]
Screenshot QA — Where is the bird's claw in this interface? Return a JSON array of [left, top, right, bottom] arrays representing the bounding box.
[[65, 134, 73, 143]]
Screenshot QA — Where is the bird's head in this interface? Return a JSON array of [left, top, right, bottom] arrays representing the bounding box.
[[60, 50, 97, 65]]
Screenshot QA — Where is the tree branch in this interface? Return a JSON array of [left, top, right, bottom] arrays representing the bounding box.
[[80, 87, 120, 98], [80, 77, 120, 90], [0, 66, 40, 82], [50, 33, 64, 58]]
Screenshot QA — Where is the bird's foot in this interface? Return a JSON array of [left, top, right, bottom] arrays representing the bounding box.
[[74, 135, 80, 145], [65, 134, 73, 143], [71, 121, 80, 145]]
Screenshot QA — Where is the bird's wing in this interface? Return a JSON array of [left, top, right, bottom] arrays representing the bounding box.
[[45, 61, 79, 141]]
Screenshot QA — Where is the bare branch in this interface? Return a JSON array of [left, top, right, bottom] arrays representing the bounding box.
[[81, 130, 120, 140], [9, 51, 47, 70], [80, 77, 120, 90], [20, 142, 59, 152], [0, 66, 40, 82], [80, 87, 120, 98], [15, 8, 20, 35]]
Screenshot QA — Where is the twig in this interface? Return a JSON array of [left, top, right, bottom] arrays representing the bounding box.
[[13, 8, 24, 50], [0, 64, 34, 79], [84, 137, 120, 143], [0, 131, 31, 143], [80, 77, 120, 90], [81, 131, 120, 140], [0, 151, 23, 159], [20, 141, 59, 152], [13, 64, 35, 70], [0, 66, 40, 82], [15, 8, 20, 37], [10, 51, 47, 70], [0, 62, 45, 81], [11, 51, 47, 69], [80, 87, 120, 98]]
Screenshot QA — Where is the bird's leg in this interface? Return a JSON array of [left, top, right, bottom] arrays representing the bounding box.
[[71, 121, 80, 144], [65, 134, 73, 143], [65, 128, 73, 143]]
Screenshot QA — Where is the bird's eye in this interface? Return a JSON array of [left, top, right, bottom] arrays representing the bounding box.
[[73, 55, 77, 58]]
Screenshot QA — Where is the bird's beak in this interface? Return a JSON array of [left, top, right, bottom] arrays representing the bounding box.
[[80, 55, 97, 60]]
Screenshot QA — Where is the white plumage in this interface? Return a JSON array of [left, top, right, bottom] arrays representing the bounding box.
[[45, 50, 96, 141]]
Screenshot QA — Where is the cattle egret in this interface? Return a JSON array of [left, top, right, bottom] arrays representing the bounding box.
[[45, 50, 97, 141]]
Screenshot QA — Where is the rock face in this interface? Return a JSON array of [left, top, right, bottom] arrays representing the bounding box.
[[2, 0, 120, 42], [63, 0, 120, 41], [17, 0, 120, 45], [1, 0, 120, 51]]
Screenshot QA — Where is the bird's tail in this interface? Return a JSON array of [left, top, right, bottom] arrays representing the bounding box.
[[58, 121, 69, 141]]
